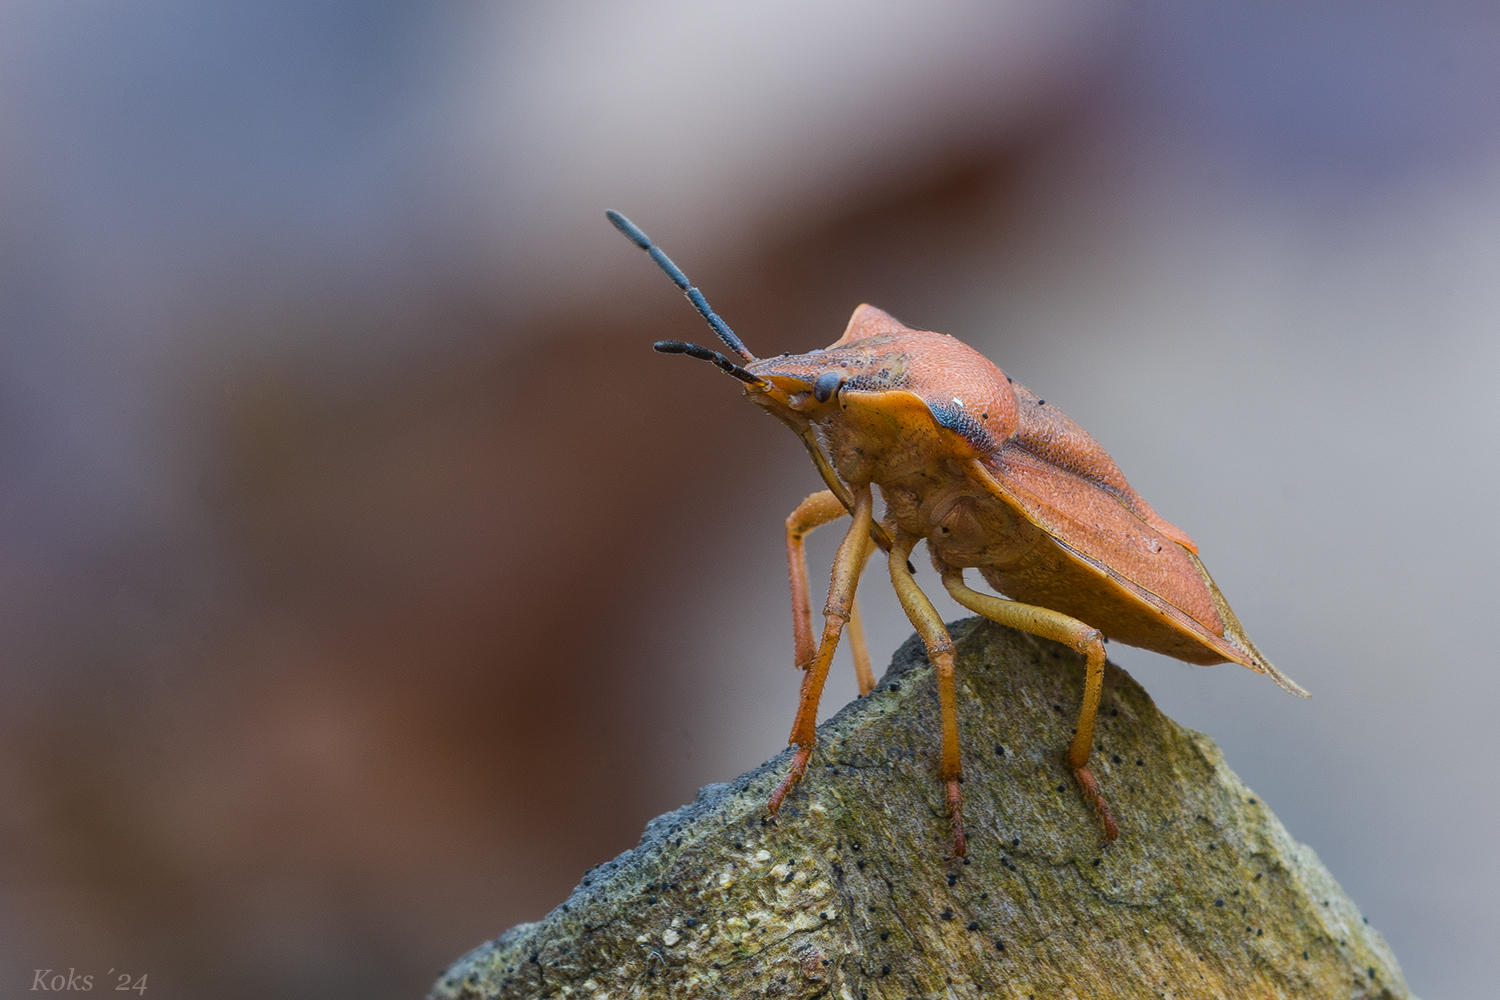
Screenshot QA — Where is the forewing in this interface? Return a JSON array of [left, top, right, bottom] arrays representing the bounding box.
[[1004, 381, 1199, 553], [984, 445, 1224, 634]]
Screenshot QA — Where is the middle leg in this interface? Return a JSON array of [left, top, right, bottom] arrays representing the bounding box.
[[888, 532, 968, 856]]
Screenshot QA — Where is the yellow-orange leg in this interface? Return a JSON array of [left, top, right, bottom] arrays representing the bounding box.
[[767, 485, 875, 817], [785, 490, 876, 694], [846, 578, 874, 696], [942, 569, 1118, 843], [888, 532, 967, 856]]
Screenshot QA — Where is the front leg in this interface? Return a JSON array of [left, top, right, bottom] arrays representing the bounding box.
[[941, 568, 1118, 843], [767, 485, 874, 817], [785, 490, 875, 693]]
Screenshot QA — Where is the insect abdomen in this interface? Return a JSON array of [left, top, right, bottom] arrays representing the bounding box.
[[979, 539, 1231, 665]]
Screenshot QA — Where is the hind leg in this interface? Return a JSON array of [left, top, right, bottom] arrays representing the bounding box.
[[942, 569, 1118, 843]]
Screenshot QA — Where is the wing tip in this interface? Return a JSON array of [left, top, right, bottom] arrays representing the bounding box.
[[1262, 660, 1312, 698]]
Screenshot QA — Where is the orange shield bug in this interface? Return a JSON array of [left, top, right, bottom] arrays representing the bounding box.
[[607, 210, 1308, 855]]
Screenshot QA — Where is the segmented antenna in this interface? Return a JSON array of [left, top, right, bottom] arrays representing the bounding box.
[[653, 340, 766, 386], [606, 210, 757, 363]]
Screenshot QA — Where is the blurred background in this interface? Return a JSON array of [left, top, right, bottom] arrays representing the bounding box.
[[1, 2, 1496, 997]]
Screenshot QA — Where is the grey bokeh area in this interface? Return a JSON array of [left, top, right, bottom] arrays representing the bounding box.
[[1, 3, 1496, 998]]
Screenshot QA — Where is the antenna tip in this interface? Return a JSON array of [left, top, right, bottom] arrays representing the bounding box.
[[653, 340, 688, 354], [606, 210, 651, 250]]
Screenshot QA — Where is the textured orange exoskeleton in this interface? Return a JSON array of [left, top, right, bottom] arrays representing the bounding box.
[[607, 211, 1308, 856]]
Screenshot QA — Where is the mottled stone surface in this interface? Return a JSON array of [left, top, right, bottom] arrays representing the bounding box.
[[431, 619, 1410, 999]]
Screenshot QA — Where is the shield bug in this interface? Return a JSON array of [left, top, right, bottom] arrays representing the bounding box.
[[607, 210, 1308, 855]]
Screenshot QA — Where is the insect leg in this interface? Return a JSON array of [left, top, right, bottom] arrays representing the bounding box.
[[846, 556, 875, 696], [767, 485, 874, 819], [786, 490, 851, 670], [888, 532, 967, 857], [785, 490, 876, 693], [941, 570, 1118, 843]]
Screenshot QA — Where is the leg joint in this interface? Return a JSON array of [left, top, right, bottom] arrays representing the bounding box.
[[1075, 628, 1105, 655]]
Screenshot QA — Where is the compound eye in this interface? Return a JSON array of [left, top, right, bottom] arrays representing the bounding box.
[[812, 371, 844, 403]]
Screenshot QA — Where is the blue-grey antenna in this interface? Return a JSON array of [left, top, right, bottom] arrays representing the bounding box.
[[606, 210, 757, 363]]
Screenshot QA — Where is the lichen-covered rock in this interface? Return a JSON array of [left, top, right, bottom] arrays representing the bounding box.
[[431, 619, 1411, 999]]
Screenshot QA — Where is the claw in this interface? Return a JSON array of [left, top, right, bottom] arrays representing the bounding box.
[[766, 745, 813, 817], [1073, 765, 1119, 843]]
